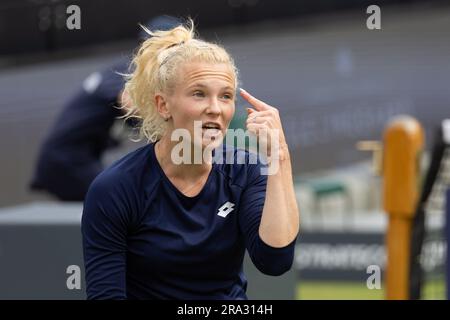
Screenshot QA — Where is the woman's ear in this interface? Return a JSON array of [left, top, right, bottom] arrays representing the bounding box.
[[155, 93, 171, 121]]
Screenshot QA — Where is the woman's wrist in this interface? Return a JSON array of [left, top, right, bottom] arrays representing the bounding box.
[[278, 142, 290, 161], [263, 142, 290, 175]]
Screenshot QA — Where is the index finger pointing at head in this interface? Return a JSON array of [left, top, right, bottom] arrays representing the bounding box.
[[239, 88, 270, 111]]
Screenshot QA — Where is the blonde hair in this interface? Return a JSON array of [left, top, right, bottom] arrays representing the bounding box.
[[122, 19, 239, 143]]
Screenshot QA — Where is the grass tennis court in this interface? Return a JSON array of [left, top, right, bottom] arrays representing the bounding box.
[[296, 279, 446, 300], [297, 281, 384, 300]]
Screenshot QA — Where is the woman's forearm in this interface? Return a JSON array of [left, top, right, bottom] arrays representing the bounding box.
[[239, 88, 300, 247], [258, 146, 300, 248]]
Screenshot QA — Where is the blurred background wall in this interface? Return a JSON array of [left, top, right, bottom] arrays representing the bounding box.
[[0, 0, 421, 57], [1, 0, 449, 207]]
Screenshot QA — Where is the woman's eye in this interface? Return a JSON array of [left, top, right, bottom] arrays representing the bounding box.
[[193, 91, 205, 97], [222, 93, 233, 100]]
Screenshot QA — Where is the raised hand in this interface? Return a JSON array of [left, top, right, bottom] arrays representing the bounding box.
[[240, 88, 289, 163]]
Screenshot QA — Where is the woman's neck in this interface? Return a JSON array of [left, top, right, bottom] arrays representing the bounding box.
[[155, 135, 212, 181]]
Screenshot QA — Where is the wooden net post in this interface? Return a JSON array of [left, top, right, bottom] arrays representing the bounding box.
[[383, 116, 424, 299]]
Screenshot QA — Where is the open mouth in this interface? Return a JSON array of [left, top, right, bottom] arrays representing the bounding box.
[[201, 122, 221, 130], [201, 122, 222, 139]]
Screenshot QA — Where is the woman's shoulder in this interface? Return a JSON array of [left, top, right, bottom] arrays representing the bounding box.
[[107, 143, 153, 173], [88, 144, 154, 195]]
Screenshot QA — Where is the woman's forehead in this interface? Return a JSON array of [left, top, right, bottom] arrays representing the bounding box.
[[179, 62, 236, 88]]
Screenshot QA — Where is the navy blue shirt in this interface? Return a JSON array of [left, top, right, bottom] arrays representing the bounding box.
[[82, 142, 296, 299]]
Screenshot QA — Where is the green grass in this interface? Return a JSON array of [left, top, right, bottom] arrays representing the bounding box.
[[296, 279, 446, 300], [422, 277, 446, 300], [297, 281, 384, 300]]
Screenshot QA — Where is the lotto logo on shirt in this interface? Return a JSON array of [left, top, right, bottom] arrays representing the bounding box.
[[217, 202, 235, 218]]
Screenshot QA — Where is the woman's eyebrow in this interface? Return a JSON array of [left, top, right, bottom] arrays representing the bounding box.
[[187, 83, 208, 89], [222, 86, 235, 92], [187, 83, 235, 91]]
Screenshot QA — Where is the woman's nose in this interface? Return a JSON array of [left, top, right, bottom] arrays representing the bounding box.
[[206, 97, 221, 114]]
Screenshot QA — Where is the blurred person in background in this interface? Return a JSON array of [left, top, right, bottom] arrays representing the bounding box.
[[29, 15, 183, 201]]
